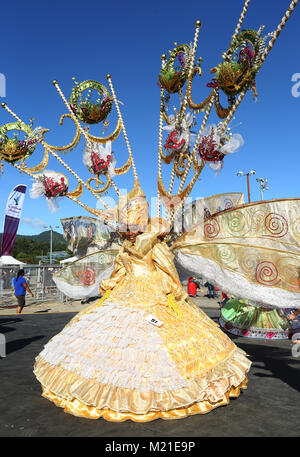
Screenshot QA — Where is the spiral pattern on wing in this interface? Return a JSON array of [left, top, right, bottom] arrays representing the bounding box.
[[204, 218, 220, 239], [238, 249, 262, 276], [264, 213, 288, 238], [226, 211, 247, 235], [216, 244, 236, 265], [276, 257, 300, 289], [255, 261, 280, 286]]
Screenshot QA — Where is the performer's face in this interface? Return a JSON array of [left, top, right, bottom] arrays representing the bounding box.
[[125, 227, 141, 243]]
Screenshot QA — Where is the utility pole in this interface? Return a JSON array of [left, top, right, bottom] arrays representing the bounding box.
[[237, 170, 256, 203], [50, 225, 53, 264], [256, 178, 269, 200]]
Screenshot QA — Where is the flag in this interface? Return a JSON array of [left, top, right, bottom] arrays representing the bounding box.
[[0, 184, 27, 256]]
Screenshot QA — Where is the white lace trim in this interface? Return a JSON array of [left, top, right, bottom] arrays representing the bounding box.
[[174, 251, 300, 309], [39, 302, 188, 393]]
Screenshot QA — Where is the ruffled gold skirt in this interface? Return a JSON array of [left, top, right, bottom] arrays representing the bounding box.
[[33, 291, 251, 422], [40, 378, 248, 422]]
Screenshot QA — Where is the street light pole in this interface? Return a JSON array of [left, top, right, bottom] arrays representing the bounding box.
[[44, 224, 60, 264], [256, 178, 269, 201], [237, 170, 256, 203], [50, 225, 53, 265]]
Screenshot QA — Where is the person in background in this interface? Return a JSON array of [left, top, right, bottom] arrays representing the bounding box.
[[288, 309, 300, 344], [205, 282, 216, 299], [220, 291, 229, 307], [0, 269, 6, 296], [12, 269, 34, 314], [187, 277, 197, 297]]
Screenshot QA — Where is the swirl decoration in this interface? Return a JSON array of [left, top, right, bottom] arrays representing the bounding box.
[[224, 198, 233, 209], [226, 211, 247, 235], [70, 80, 113, 124], [0, 122, 37, 163], [78, 267, 96, 286], [204, 218, 220, 239], [255, 261, 280, 286], [291, 216, 300, 243], [87, 174, 111, 195], [158, 44, 192, 94], [251, 208, 268, 233], [276, 257, 300, 290], [216, 244, 236, 265], [264, 213, 288, 238], [238, 249, 262, 276]]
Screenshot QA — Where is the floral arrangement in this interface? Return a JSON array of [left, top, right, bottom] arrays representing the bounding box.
[[158, 43, 193, 94], [0, 125, 42, 163], [70, 79, 113, 124]]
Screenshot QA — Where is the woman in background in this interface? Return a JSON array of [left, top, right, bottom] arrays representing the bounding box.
[[12, 269, 34, 314]]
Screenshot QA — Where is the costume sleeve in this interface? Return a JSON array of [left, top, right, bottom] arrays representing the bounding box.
[[152, 241, 188, 302], [100, 248, 126, 293]]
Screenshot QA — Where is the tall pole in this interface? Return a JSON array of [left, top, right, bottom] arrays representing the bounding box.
[[50, 226, 53, 265], [246, 174, 251, 203], [237, 170, 255, 203]]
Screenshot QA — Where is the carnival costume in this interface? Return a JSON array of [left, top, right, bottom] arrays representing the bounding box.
[[0, 1, 299, 421]]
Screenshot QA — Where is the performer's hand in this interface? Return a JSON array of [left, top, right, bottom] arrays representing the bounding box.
[[288, 314, 296, 320]]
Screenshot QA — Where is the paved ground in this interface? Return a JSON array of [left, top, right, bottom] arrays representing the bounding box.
[[0, 302, 299, 438]]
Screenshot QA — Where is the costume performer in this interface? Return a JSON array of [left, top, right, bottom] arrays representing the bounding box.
[[1, 1, 299, 421], [33, 182, 251, 421], [219, 298, 292, 340]]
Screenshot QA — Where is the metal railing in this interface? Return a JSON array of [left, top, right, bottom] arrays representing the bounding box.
[[0, 264, 69, 303]]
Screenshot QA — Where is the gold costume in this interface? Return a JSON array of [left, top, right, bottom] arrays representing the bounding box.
[[34, 222, 250, 421]]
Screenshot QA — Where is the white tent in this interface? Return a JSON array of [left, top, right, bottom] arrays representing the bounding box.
[[0, 256, 26, 266], [59, 256, 78, 265]]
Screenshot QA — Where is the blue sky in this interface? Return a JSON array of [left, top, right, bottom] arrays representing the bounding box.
[[0, 0, 299, 236]]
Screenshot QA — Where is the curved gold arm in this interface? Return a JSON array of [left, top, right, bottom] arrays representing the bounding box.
[[67, 181, 84, 198], [87, 173, 111, 194], [214, 90, 233, 119], [158, 167, 201, 208], [114, 156, 132, 175], [174, 154, 189, 177], [86, 118, 122, 144], [42, 114, 81, 153], [186, 67, 214, 111], [22, 146, 50, 173]]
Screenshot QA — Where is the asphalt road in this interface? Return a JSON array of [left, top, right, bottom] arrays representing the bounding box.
[[0, 309, 299, 438]]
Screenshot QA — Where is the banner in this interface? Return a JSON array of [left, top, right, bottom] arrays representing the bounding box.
[[0, 184, 27, 256]]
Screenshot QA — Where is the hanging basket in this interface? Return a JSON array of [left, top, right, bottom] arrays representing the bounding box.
[[70, 80, 113, 124]]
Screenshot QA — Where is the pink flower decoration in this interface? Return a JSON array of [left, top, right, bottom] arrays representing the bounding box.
[[266, 332, 275, 339]]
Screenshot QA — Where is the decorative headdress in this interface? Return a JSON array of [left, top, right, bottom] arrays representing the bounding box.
[[0, 0, 298, 232]]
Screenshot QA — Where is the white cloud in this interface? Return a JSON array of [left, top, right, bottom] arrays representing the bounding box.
[[21, 217, 47, 228]]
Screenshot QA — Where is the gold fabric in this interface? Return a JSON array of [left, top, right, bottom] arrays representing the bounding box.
[[173, 198, 300, 292], [40, 377, 247, 421], [34, 225, 250, 421]]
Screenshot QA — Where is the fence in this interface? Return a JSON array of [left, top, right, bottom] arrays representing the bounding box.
[[0, 264, 68, 303]]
